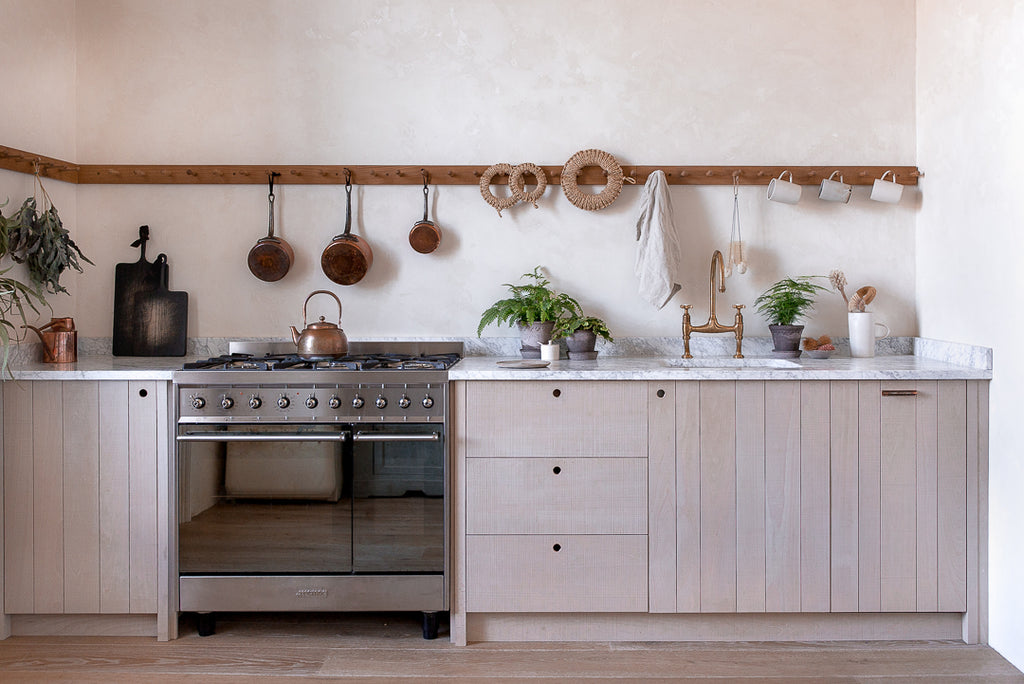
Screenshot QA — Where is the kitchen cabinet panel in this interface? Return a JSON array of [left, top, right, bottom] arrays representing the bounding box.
[[466, 534, 648, 612], [2, 381, 164, 616], [466, 457, 646, 535], [648, 383, 676, 613], [735, 381, 766, 613], [63, 381, 101, 613], [764, 381, 801, 613], [674, 382, 700, 612], [464, 382, 647, 458], [858, 381, 883, 612], [799, 381, 831, 613], [829, 382, 860, 613], [698, 382, 737, 613], [937, 381, 968, 612], [3, 382, 34, 614]]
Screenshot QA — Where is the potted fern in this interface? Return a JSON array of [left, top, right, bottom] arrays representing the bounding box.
[[552, 313, 613, 360], [753, 276, 828, 356], [477, 266, 582, 357]]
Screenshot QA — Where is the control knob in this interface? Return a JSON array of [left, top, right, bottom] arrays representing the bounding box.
[[328, 395, 341, 409], [352, 395, 365, 409], [421, 395, 435, 409], [375, 395, 388, 409], [249, 395, 262, 410], [398, 395, 411, 409], [277, 395, 290, 409], [220, 396, 235, 410], [191, 396, 206, 410], [305, 395, 318, 409]]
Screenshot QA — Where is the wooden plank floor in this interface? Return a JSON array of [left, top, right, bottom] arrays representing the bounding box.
[[0, 613, 1021, 682]]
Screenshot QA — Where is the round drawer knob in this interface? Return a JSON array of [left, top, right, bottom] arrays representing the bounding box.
[[552, 543, 561, 552], [552, 388, 561, 398], [552, 466, 561, 475], [657, 389, 666, 398]]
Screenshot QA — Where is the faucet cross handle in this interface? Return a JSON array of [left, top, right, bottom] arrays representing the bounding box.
[[733, 304, 745, 311]]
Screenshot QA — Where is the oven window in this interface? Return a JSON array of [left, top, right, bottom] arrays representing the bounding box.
[[177, 423, 443, 576]]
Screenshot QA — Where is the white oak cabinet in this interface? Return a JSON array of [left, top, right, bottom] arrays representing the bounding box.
[[460, 381, 649, 613], [2, 381, 166, 617], [653, 380, 977, 618], [452, 378, 987, 645]]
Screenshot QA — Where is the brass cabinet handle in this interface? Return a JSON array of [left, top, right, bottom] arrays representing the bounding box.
[[882, 389, 918, 396]]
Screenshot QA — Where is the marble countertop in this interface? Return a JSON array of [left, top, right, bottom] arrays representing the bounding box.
[[447, 353, 992, 381], [3, 337, 992, 382]]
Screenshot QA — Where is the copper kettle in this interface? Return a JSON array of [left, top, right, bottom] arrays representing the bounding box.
[[22, 317, 78, 363], [289, 290, 348, 360]]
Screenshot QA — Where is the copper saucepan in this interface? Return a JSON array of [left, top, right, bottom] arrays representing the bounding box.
[[247, 172, 293, 282], [409, 170, 441, 254], [322, 170, 373, 285]]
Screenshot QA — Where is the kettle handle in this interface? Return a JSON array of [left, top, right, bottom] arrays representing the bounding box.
[[302, 290, 343, 326]]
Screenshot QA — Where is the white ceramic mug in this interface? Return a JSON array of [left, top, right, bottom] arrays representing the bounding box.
[[540, 342, 560, 362], [870, 170, 904, 203], [848, 311, 890, 358], [766, 170, 802, 204], [819, 171, 852, 203]]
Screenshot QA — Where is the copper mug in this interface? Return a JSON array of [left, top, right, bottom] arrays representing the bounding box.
[[22, 317, 78, 363]]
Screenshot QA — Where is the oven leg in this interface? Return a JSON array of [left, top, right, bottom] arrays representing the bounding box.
[[421, 611, 439, 640], [196, 612, 216, 637]]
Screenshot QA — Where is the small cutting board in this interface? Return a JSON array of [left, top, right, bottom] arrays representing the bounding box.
[[112, 226, 189, 356]]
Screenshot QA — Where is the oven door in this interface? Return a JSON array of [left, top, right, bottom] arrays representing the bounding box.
[[176, 424, 352, 575], [351, 424, 445, 574]]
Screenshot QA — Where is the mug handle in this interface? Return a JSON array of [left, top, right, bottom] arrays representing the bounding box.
[[880, 169, 896, 183], [779, 170, 793, 182], [827, 170, 844, 183], [874, 321, 890, 339]]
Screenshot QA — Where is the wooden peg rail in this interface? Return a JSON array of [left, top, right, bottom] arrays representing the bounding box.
[[1, 145, 920, 187]]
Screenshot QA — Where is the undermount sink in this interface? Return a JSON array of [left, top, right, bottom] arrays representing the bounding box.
[[663, 357, 801, 369]]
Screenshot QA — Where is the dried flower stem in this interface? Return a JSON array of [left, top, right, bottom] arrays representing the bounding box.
[[828, 269, 848, 304]]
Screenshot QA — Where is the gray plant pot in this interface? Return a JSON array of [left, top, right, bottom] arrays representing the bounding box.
[[768, 324, 804, 355], [518, 321, 556, 357], [565, 330, 597, 353]]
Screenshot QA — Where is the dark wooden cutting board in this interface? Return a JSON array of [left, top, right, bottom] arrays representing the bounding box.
[[112, 226, 189, 356]]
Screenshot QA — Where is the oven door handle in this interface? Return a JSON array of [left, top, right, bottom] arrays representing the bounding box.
[[352, 431, 440, 443], [177, 432, 351, 443]]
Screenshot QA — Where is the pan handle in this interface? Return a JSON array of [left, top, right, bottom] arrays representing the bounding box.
[[422, 169, 430, 222], [343, 168, 353, 237], [267, 171, 280, 239]]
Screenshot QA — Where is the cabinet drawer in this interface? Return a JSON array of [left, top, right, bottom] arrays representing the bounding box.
[[466, 458, 647, 534], [466, 534, 648, 612], [465, 381, 647, 457]]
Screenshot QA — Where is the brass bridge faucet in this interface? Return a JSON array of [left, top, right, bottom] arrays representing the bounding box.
[[681, 250, 744, 358]]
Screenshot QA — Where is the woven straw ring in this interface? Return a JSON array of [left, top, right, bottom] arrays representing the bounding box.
[[479, 163, 518, 216], [560, 148, 625, 211], [508, 163, 548, 208]]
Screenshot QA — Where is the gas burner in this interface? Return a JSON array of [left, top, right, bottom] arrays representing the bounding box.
[[183, 351, 461, 372]]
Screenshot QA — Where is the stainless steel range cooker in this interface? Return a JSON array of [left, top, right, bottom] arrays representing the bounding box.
[[173, 341, 460, 639]]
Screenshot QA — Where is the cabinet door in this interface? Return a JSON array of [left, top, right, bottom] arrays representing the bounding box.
[[464, 381, 647, 458], [868, 380, 968, 613], [3, 381, 162, 615]]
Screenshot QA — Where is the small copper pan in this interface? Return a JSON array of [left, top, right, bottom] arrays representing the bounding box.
[[322, 170, 373, 285], [409, 170, 441, 254], [248, 172, 293, 282]]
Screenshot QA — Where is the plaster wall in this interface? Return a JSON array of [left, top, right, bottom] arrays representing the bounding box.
[[58, 0, 917, 339], [916, 0, 1024, 670]]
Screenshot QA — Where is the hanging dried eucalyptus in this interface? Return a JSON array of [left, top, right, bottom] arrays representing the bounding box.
[[7, 173, 92, 295], [0, 199, 47, 374]]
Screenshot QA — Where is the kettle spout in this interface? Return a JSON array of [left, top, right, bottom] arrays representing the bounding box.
[[21, 324, 45, 343], [289, 326, 300, 345]]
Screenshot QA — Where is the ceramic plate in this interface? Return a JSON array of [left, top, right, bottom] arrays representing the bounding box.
[[496, 360, 550, 369]]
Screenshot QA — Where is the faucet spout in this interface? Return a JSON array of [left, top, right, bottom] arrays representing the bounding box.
[[681, 250, 745, 359]]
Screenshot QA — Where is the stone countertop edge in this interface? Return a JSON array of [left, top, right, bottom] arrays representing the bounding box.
[[1, 336, 992, 381]]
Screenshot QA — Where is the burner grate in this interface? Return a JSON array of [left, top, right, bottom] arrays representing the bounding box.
[[183, 351, 461, 371]]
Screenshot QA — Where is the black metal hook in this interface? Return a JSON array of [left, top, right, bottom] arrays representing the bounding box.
[[268, 171, 280, 196], [344, 168, 352, 191]]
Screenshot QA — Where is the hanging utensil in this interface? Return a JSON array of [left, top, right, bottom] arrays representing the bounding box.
[[247, 172, 293, 282], [726, 174, 747, 277], [321, 169, 373, 285], [409, 169, 442, 254]]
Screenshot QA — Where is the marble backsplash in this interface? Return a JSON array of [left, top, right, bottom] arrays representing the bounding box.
[[6, 334, 991, 370]]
